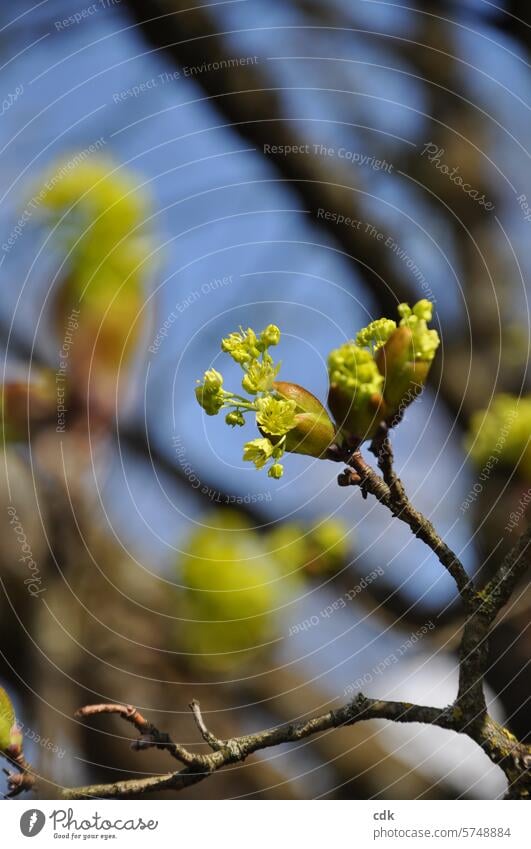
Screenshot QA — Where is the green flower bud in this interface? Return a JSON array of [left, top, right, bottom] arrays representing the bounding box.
[[268, 463, 284, 479], [260, 324, 281, 348], [195, 368, 225, 416], [375, 300, 439, 415], [327, 344, 386, 441], [467, 394, 531, 480], [195, 386, 223, 415], [203, 368, 223, 392], [225, 410, 246, 427], [178, 515, 282, 671], [356, 318, 397, 352], [272, 381, 336, 457]]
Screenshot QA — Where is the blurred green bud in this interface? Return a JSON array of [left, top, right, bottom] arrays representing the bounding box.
[[225, 410, 246, 427], [35, 157, 153, 417], [273, 381, 336, 457], [467, 394, 531, 480], [195, 386, 224, 416], [177, 511, 301, 671], [266, 523, 308, 575], [327, 344, 386, 441], [306, 518, 349, 576], [268, 463, 284, 479], [0, 687, 21, 757]]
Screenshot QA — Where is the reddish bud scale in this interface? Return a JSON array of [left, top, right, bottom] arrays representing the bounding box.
[[327, 385, 387, 442], [271, 381, 337, 457], [375, 326, 430, 414]]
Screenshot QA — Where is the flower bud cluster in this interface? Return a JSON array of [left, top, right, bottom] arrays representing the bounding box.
[[195, 303, 440, 477], [195, 325, 336, 478], [328, 300, 440, 441]]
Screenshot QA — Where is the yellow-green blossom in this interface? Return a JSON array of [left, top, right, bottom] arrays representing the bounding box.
[[268, 463, 284, 479], [241, 359, 281, 394], [243, 438, 274, 469], [203, 368, 223, 392], [397, 300, 439, 362], [256, 395, 297, 436], [327, 344, 386, 439], [260, 324, 281, 348], [178, 514, 282, 671], [221, 327, 261, 364], [356, 318, 397, 352], [328, 344, 384, 399]]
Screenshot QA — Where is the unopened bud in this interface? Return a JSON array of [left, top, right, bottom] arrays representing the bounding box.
[[225, 410, 245, 427], [327, 343, 388, 441], [273, 382, 336, 457], [375, 326, 430, 414]]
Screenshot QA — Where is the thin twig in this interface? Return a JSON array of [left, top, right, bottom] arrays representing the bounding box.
[[189, 700, 224, 751], [3, 751, 36, 798], [75, 703, 199, 767]]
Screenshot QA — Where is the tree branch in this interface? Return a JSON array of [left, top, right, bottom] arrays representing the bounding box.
[[335, 443, 474, 605], [54, 447, 531, 800], [483, 526, 531, 621], [63, 694, 454, 799]]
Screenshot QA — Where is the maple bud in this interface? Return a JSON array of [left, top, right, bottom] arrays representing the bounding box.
[[375, 301, 439, 416], [327, 344, 386, 441], [273, 381, 336, 458]]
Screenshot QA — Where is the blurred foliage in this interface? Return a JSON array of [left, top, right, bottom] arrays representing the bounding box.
[[177, 510, 349, 671], [467, 394, 531, 481]]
